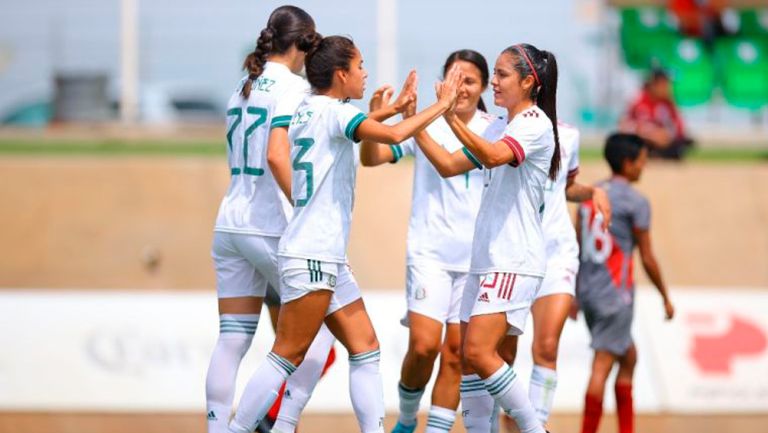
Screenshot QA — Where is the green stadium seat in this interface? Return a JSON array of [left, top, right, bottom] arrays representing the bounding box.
[[715, 37, 768, 110], [658, 38, 716, 107], [739, 9, 768, 37], [620, 7, 678, 70]]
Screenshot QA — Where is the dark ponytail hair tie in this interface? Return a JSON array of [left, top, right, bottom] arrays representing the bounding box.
[[516, 44, 540, 87]]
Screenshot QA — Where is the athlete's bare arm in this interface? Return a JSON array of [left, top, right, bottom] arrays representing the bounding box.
[[267, 127, 293, 203], [565, 178, 612, 229], [634, 228, 674, 320]]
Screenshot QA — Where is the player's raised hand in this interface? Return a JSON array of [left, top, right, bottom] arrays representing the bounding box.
[[437, 64, 463, 109], [390, 69, 417, 113], [369, 85, 394, 112], [592, 187, 612, 230]]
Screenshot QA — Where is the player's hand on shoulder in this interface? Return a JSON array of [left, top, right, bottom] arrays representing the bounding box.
[[592, 187, 612, 231]]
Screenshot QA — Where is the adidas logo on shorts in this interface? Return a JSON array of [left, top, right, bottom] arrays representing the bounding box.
[[207, 410, 217, 421], [478, 292, 490, 303]]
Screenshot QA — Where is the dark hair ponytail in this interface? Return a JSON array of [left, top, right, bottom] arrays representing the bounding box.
[[504, 44, 561, 181], [241, 6, 319, 98], [442, 49, 490, 112], [305, 36, 357, 92]]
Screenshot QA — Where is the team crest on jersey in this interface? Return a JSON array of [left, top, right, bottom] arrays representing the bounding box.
[[328, 274, 337, 288], [477, 292, 490, 303]]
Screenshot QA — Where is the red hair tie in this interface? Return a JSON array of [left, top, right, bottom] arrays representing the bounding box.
[[515, 44, 540, 87]]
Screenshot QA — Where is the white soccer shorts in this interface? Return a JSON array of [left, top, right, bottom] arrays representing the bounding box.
[[211, 231, 280, 299], [460, 272, 542, 336], [403, 262, 466, 325], [279, 258, 361, 316]]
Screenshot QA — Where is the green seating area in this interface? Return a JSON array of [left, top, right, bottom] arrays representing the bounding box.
[[619, 7, 768, 110]]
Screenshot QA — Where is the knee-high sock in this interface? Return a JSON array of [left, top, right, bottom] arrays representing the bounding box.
[[460, 374, 495, 433], [272, 325, 336, 433], [205, 314, 258, 433], [425, 405, 456, 433], [396, 381, 425, 426], [482, 365, 544, 433], [490, 402, 500, 433], [349, 349, 385, 433], [229, 352, 296, 433], [580, 393, 603, 433], [529, 365, 557, 424], [615, 382, 634, 433]]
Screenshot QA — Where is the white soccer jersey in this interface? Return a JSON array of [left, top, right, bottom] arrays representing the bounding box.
[[278, 95, 367, 263], [214, 62, 309, 236], [390, 112, 496, 272], [469, 105, 555, 277], [542, 122, 581, 263]]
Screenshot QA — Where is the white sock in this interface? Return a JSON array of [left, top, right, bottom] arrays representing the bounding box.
[[425, 405, 456, 433], [273, 325, 336, 433], [349, 349, 386, 433], [529, 365, 557, 424], [490, 402, 500, 433], [460, 374, 495, 433], [205, 314, 258, 433], [397, 381, 425, 426], [229, 352, 296, 433], [482, 365, 544, 433]]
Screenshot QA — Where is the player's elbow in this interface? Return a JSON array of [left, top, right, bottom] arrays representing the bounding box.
[[481, 153, 507, 169], [359, 153, 376, 167], [436, 165, 456, 178]]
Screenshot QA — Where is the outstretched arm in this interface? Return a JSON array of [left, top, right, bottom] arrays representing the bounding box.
[[355, 65, 463, 145], [443, 112, 517, 168], [413, 128, 478, 177], [360, 74, 419, 166]]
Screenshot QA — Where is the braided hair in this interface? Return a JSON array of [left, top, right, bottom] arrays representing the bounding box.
[[241, 6, 321, 98]]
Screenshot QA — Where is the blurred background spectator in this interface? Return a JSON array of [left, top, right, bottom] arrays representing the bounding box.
[[620, 69, 693, 159]]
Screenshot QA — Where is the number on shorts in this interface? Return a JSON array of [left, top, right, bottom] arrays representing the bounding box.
[[293, 138, 314, 207]]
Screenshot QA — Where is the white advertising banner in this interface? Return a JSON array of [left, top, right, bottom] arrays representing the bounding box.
[[0, 288, 765, 413], [637, 288, 768, 413]]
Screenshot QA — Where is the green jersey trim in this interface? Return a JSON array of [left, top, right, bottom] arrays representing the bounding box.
[[345, 113, 367, 142], [462, 147, 482, 170], [270, 115, 292, 129], [390, 144, 404, 163]]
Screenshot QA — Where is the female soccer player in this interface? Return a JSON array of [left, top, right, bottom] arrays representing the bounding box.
[[206, 7, 336, 433], [411, 43, 559, 433], [496, 121, 612, 433], [228, 36, 463, 433], [360, 49, 495, 433]]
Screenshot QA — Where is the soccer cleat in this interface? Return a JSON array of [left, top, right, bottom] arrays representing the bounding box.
[[391, 421, 416, 433]]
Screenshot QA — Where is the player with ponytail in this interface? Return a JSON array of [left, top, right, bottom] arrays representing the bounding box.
[[206, 6, 333, 433]]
